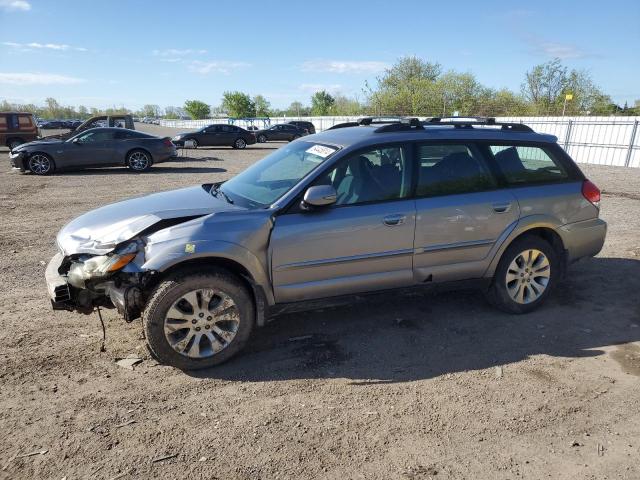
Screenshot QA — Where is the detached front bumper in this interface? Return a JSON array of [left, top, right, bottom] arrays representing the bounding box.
[[45, 252, 146, 320], [9, 151, 26, 170], [45, 253, 77, 311]]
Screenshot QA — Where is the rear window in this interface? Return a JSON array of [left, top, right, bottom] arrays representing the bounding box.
[[489, 145, 568, 185]]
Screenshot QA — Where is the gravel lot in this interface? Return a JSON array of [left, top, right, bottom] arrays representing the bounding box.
[[1, 124, 639, 480]]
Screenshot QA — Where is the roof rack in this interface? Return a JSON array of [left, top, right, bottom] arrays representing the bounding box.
[[327, 116, 424, 132], [426, 116, 534, 132]]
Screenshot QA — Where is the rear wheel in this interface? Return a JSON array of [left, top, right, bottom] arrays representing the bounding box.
[[290, 134, 300, 142], [233, 138, 247, 149], [143, 270, 255, 369], [257, 134, 267, 143], [486, 236, 558, 314], [127, 149, 152, 172], [28, 153, 55, 175]]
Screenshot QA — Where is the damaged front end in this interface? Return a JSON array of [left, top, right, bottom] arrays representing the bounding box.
[[46, 240, 150, 321]]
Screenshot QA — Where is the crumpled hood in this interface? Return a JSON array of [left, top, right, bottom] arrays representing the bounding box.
[[15, 138, 64, 150], [57, 185, 239, 255]]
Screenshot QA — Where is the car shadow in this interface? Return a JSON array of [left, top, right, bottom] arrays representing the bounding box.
[[172, 156, 225, 162], [189, 257, 640, 383], [179, 146, 280, 151], [58, 166, 227, 176]]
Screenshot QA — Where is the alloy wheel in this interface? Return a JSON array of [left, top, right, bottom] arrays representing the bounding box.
[[164, 289, 240, 358], [129, 151, 149, 171], [235, 138, 246, 149], [505, 249, 551, 304], [29, 154, 51, 174]]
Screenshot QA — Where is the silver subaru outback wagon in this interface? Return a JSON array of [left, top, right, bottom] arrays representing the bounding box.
[[45, 117, 607, 369]]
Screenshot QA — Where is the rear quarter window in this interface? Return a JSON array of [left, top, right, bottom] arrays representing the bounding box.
[[489, 145, 568, 185], [18, 115, 33, 128]]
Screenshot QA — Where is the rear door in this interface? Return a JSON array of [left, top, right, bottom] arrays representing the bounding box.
[[270, 143, 416, 302], [412, 142, 519, 283], [219, 125, 235, 145], [483, 142, 591, 225]]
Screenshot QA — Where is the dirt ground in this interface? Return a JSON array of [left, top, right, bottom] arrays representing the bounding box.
[[0, 124, 639, 480]]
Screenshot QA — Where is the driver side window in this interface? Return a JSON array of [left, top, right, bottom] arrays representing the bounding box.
[[315, 145, 411, 206]]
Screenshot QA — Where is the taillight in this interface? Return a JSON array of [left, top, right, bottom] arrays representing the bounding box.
[[582, 179, 601, 207], [163, 138, 173, 147]]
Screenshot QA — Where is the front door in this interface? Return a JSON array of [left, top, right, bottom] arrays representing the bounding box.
[[65, 129, 115, 167], [412, 143, 520, 282], [270, 144, 416, 303]]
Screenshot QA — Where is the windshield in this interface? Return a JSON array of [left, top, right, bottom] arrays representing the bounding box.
[[220, 142, 338, 208]]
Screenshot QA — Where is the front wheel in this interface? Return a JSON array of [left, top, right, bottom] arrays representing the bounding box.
[[28, 153, 55, 175], [127, 150, 152, 172], [257, 134, 267, 143], [486, 236, 558, 314], [233, 138, 247, 149], [143, 271, 255, 369]]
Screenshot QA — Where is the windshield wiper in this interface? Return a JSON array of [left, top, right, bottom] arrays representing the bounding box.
[[212, 185, 234, 204]]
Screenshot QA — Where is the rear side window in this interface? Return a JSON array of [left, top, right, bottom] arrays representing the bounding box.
[[18, 115, 33, 128], [0, 115, 6, 129], [5, 114, 19, 130], [416, 144, 496, 197], [489, 145, 568, 185]]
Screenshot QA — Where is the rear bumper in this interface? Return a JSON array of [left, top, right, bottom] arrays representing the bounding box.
[[560, 217, 607, 262]]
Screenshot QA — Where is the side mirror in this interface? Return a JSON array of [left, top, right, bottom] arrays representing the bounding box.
[[302, 185, 337, 209], [72, 138, 81, 144]]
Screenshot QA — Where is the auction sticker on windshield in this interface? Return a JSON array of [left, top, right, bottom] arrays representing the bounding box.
[[306, 144, 337, 158]]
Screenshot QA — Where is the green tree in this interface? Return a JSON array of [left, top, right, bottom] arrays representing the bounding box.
[[311, 90, 335, 115], [44, 97, 62, 119], [333, 94, 364, 115], [368, 56, 443, 115], [252, 95, 271, 117], [286, 101, 309, 116], [221, 91, 255, 118], [140, 104, 161, 118], [183, 100, 210, 119]]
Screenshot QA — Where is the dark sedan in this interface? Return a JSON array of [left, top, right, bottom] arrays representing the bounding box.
[[171, 124, 256, 149], [254, 123, 308, 143], [9, 127, 177, 175]]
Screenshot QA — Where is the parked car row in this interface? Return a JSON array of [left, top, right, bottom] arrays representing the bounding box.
[[171, 122, 311, 149]]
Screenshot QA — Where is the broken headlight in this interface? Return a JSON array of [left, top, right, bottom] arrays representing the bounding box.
[[67, 242, 139, 288]]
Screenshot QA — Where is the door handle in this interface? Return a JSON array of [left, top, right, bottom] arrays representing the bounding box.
[[383, 214, 406, 226], [492, 203, 512, 213]]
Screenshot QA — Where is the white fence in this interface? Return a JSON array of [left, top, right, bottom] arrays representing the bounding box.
[[160, 116, 640, 168]]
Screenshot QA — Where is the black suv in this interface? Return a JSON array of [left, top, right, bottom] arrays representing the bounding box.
[[254, 124, 308, 143], [288, 120, 316, 134]]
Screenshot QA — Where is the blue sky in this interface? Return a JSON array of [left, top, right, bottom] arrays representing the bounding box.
[[1, 0, 638, 110]]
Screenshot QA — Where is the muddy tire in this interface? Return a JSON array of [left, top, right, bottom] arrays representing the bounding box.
[[486, 235, 558, 314], [143, 270, 255, 370]]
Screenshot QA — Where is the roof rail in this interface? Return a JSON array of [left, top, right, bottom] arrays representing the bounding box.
[[426, 117, 534, 132], [327, 116, 422, 131], [374, 117, 423, 133]]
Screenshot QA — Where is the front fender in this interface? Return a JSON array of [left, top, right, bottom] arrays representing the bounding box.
[[142, 239, 274, 304]]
